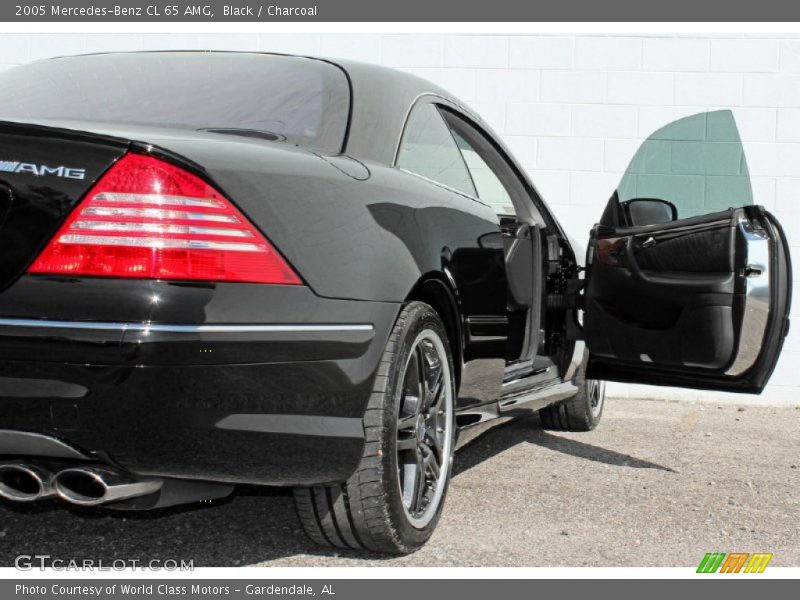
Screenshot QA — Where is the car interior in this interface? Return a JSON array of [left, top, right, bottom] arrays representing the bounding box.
[[582, 110, 783, 389]]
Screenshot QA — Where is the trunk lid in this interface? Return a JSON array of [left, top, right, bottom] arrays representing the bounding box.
[[0, 121, 128, 289]]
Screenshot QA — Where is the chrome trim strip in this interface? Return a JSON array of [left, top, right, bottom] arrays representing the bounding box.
[[58, 234, 265, 252], [71, 221, 254, 238], [81, 207, 239, 223], [93, 192, 225, 208], [498, 381, 579, 412], [726, 217, 771, 376], [0, 319, 374, 334], [397, 167, 492, 209]]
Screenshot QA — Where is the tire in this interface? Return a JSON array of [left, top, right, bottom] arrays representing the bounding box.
[[293, 301, 456, 554], [539, 351, 605, 432]]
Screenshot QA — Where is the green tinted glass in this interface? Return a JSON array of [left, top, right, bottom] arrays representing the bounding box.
[[617, 110, 753, 220], [451, 131, 516, 216], [397, 104, 477, 197]]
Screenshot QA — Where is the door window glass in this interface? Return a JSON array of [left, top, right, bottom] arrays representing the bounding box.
[[397, 103, 477, 197], [617, 110, 752, 221], [451, 131, 516, 217]]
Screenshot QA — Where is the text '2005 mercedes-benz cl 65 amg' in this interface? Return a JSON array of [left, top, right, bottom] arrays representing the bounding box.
[[0, 52, 791, 554]]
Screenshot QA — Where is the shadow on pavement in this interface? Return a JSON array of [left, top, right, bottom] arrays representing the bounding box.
[[0, 412, 674, 567], [454, 414, 676, 476]]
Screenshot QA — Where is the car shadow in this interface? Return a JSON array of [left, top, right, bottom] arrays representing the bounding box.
[[453, 414, 677, 477], [0, 413, 674, 567]]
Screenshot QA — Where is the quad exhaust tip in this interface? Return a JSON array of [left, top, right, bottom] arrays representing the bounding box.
[[0, 461, 227, 509], [0, 463, 162, 506], [0, 463, 55, 502], [53, 466, 162, 506]]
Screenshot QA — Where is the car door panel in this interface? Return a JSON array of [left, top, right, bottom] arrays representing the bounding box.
[[586, 211, 738, 369], [584, 206, 790, 393], [583, 110, 791, 394], [396, 98, 511, 409]]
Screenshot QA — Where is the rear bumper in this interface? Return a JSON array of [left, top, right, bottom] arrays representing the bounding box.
[[0, 278, 400, 486]]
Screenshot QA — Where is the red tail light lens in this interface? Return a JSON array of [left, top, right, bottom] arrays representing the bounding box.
[[28, 153, 301, 285]]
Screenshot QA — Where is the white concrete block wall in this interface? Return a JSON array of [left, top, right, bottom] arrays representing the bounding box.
[[1, 32, 798, 405]]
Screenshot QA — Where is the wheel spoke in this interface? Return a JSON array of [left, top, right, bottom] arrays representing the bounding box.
[[401, 453, 419, 509], [416, 345, 428, 413], [397, 436, 417, 452], [427, 368, 444, 412], [414, 341, 441, 413], [412, 450, 427, 513], [422, 442, 441, 480], [400, 347, 424, 418], [430, 426, 444, 456], [397, 414, 417, 433]]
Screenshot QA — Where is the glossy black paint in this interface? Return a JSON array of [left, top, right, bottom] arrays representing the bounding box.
[[0, 359, 370, 485], [0, 53, 568, 488], [0, 118, 505, 304], [0, 280, 398, 484], [0, 122, 127, 290]]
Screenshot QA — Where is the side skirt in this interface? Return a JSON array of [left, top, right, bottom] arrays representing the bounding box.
[[454, 381, 579, 449]]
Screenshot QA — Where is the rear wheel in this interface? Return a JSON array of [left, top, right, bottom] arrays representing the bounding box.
[[539, 352, 605, 431], [293, 301, 456, 554]]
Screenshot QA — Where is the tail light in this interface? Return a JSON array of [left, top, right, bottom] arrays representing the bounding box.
[[28, 153, 301, 284]]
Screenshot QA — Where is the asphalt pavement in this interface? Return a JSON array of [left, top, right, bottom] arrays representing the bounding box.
[[0, 398, 797, 567]]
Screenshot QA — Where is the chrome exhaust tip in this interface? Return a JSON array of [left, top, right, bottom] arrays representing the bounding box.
[[0, 463, 55, 502], [53, 466, 162, 506]]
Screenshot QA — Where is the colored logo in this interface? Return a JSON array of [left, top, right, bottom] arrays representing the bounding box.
[[697, 552, 773, 573]]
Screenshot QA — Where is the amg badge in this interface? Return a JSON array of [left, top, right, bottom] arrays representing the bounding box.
[[0, 160, 85, 180]]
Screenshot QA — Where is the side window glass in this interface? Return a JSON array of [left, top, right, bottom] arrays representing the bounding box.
[[617, 110, 752, 221], [397, 103, 477, 197], [451, 130, 516, 217]]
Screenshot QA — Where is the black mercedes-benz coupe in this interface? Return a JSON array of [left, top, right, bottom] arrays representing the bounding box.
[[0, 52, 791, 554]]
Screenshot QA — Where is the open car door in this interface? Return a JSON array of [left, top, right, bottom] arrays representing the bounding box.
[[583, 110, 791, 393]]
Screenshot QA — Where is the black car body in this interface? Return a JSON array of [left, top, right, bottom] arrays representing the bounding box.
[[0, 52, 791, 553]]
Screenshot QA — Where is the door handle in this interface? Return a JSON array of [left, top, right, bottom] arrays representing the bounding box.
[[641, 236, 657, 248], [744, 264, 763, 278]]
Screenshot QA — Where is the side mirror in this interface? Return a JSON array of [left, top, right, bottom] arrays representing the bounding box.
[[621, 198, 678, 227]]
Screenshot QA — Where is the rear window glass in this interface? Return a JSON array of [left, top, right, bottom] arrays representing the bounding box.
[[0, 52, 350, 152]]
